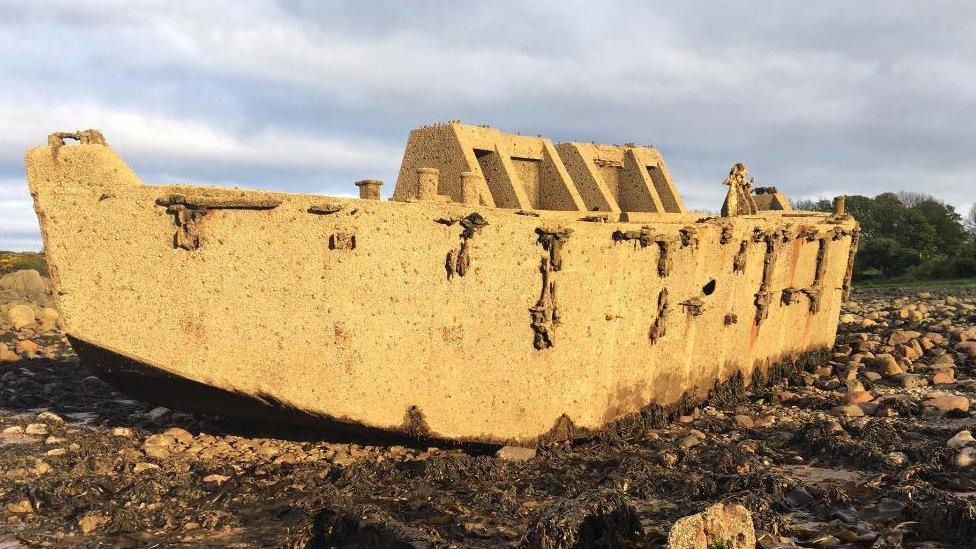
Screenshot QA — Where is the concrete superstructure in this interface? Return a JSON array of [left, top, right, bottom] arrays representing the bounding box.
[[26, 125, 859, 446], [392, 123, 684, 214]]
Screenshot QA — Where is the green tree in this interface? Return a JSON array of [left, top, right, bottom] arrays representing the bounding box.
[[913, 198, 967, 256], [855, 237, 921, 279], [793, 197, 832, 212], [845, 195, 879, 240], [893, 209, 938, 258]]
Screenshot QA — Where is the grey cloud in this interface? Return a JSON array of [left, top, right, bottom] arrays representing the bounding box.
[[0, 0, 972, 250]]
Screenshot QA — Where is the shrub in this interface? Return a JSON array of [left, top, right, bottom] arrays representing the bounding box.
[[0, 251, 48, 276]]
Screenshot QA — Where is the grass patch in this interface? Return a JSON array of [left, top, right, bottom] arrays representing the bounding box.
[[0, 251, 47, 276], [855, 277, 976, 290]]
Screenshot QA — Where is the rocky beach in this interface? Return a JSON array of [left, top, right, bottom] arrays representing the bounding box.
[[2, 268, 976, 547]]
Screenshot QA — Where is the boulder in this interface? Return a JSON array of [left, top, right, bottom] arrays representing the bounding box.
[[0, 269, 48, 302], [37, 307, 59, 331], [6, 304, 36, 330], [668, 503, 756, 549], [0, 343, 17, 362]]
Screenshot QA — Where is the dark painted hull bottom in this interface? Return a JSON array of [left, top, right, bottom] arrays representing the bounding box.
[[66, 335, 475, 449], [67, 334, 829, 447]]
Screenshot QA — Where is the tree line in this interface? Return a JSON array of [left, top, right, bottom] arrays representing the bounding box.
[[795, 193, 976, 282]]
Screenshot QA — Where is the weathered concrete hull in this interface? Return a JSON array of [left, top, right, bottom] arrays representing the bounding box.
[[27, 141, 858, 445]]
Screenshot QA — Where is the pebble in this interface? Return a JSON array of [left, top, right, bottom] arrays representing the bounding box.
[[6, 500, 33, 514], [888, 330, 921, 346], [658, 450, 679, 467], [863, 371, 883, 382], [678, 434, 702, 450], [884, 452, 908, 467], [668, 503, 755, 549], [872, 354, 903, 377], [37, 411, 64, 423], [132, 462, 160, 474], [29, 459, 52, 475], [15, 339, 41, 357], [203, 473, 231, 483], [831, 404, 866, 418], [146, 407, 170, 420], [845, 390, 873, 404], [895, 373, 927, 389], [142, 435, 173, 459], [163, 427, 194, 444], [947, 430, 975, 449], [954, 341, 976, 359], [496, 445, 536, 461], [923, 394, 969, 414], [37, 307, 59, 331], [0, 343, 17, 361], [858, 402, 879, 415], [733, 414, 755, 428], [24, 423, 49, 436], [112, 427, 133, 437], [955, 447, 976, 469], [77, 512, 109, 534], [931, 373, 955, 385]]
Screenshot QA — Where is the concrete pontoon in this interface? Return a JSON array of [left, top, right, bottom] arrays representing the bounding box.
[[26, 123, 859, 445]]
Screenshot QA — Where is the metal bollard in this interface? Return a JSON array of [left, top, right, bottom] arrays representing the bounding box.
[[416, 167, 439, 201], [355, 179, 383, 200], [834, 195, 846, 215], [459, 172, 482, 205]]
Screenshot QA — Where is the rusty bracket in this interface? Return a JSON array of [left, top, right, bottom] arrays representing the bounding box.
[[720, 224, 734, 245], [156, 194, 281, 250], [842, 228, 861, 300], [679, 226, 699, 250], [680, 297, 705, 316], [648, 288, 669, 343], [530, 226, 572, 349], [733, 240, 749, 274], [444, 213, 488, 279]]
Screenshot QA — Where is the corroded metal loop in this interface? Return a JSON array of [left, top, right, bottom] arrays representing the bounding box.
[[48, 129, 107, 148]]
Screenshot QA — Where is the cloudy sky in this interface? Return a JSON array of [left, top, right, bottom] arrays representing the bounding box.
[[1, 1, 973, 250]]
